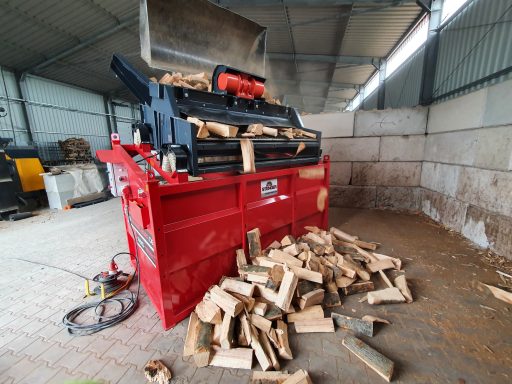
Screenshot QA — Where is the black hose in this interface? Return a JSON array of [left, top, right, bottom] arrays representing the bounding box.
[[62, 206, 141, 336], [62, 251, 140, 336]]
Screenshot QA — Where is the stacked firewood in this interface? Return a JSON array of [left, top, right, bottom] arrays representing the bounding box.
[[151, 72, 211, 91], [185, 119, 317, 141], [183, 226, 412, 382], [58, 137, 92, 162]]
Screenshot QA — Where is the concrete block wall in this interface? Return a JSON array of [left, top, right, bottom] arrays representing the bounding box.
[[302, 78, 512, 259], [302, 108, 427, 211], [421, 79, 512, 258]]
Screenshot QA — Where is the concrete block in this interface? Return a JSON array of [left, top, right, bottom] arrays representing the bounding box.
[[376, 187, 421, 211], [420, 162, 461, 198], [474, 126, 512, 171], [354, 107, 427, 136], [329, 162, 351, 185], [352, 162, 421, 186], [420, 189, 468, 232], [483, 79, 512, 127], [379, 135, 425, 161], [462, 205, 512, 259], [456, 167, 512, 217], [329, 186, 376, 208], [301, 112, 354, 138], [427, 88, 486, 133], [322, 137, 380, 162], [424, 130, 477, 166]]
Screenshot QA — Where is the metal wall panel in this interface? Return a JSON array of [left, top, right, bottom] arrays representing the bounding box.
[[0, 67, 30, 145], [362, 90, 378, 110], [111, 99, 140, 144], [21, 74, 110, 160], [433, 0, 512, 101], [385, 45, 425, 108]]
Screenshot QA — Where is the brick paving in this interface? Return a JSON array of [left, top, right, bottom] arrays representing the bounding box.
[[0, 200, 511, 383]]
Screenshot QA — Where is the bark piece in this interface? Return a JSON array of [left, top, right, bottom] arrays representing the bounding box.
[[323, 291, 342, 308], [342, 335, 394, 382], [236, 249, 247, 268], [144, 359, 172, 384], [193, 320, 212, 367], [342, 281, 374, 296], [331, 313, 374, 337], [247, 228, 262, 258]]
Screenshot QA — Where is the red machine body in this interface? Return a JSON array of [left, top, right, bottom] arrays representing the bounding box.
[[98, 134, 330, 330]]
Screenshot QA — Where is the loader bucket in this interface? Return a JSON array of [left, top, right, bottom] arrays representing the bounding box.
[[140, 0, 267, 77]]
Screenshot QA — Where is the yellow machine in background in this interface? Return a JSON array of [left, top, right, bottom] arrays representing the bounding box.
[[5, 155, 45, 192], [0, 138, 45, 219]]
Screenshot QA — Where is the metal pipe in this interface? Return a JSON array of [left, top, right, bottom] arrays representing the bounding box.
[[0, 95, 136, 123]]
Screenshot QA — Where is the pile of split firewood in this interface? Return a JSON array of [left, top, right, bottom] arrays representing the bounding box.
[[185, 119, 316, 141], [58, 137, 92, 162], [151, 72, 281, 105], [184, 226, 413, 383]]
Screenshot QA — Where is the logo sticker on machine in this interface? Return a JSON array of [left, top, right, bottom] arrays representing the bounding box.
[[261, 179, 278, 197]]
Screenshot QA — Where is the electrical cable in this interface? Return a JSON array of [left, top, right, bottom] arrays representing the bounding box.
[[62, 206, 141, 336], [9, 258, 91, 280]]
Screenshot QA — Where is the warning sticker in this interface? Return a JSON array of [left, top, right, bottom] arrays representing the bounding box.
[[261, 179, 278, 197]]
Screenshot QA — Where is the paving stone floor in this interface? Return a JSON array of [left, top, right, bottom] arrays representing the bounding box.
[[0, 198, 511, 383]]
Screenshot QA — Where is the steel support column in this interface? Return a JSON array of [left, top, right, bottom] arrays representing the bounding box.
[[419, 0, 442, 105], [377, 60, 387, 110]]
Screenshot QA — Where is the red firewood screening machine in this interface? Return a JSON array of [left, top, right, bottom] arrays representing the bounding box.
[[97, 0, 329, 329]]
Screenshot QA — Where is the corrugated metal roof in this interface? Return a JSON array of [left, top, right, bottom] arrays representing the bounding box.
[[0, 0, 422, 112]]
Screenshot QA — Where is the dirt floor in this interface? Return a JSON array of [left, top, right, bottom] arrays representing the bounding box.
[[0, 198, 511, 383]]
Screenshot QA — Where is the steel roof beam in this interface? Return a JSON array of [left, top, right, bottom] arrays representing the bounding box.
[[267, 53, 380, 66], [268, 79, 359, 90], [27, 15, 138, 73], [217, 0, 416, 6]]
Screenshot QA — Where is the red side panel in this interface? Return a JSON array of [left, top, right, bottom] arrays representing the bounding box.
[[102, 142, 330, 329]]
